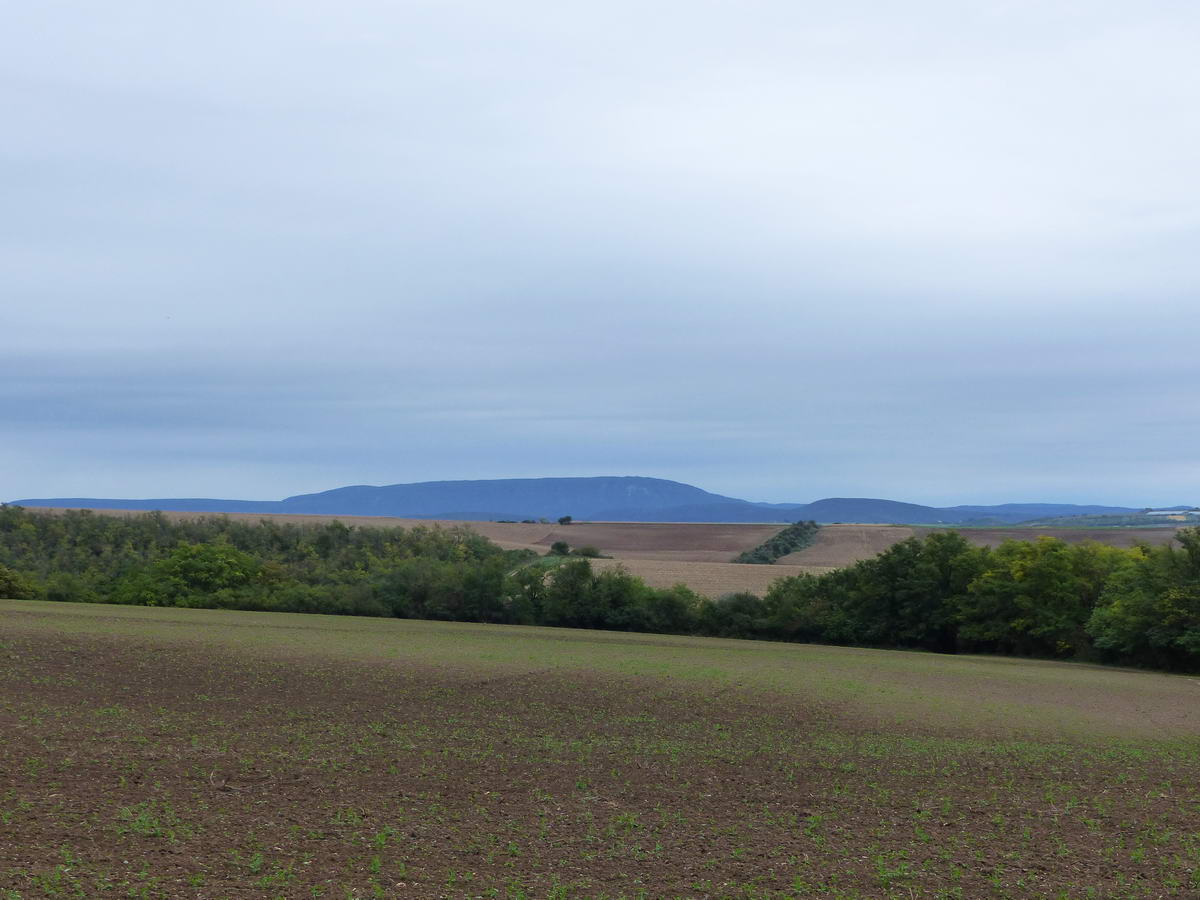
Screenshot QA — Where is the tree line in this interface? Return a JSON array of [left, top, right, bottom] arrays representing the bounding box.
[[761, 530, 1200, 671], [733, 520, 819, 564], [0, 507, 704, 630], [0, 507, 1197, 671]]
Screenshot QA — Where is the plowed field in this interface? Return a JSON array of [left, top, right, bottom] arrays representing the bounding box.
[[2, 600, 1197, 898]]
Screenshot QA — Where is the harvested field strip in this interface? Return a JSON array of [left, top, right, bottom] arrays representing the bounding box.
[[531, 522, 783, 555], [777, 524, 917, 566], [592, 557, 835, 597], [2, 600, 1199, 898]]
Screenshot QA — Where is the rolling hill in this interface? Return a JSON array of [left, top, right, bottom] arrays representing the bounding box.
[[9, 476, 1158, 524]]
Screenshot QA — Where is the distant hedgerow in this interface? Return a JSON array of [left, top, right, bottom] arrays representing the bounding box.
[[734, 520, 820, 564]]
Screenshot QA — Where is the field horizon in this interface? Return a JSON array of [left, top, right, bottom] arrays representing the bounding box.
[[14, 506, 1188, 599]]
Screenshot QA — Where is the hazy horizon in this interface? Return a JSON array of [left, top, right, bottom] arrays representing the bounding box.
[[5, 2, 1199, 508], [7, 473, 1186, 511]]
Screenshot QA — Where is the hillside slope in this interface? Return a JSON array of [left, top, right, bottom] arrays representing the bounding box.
[[11, 477, 1156, 524], [277, 476, 749, 519]]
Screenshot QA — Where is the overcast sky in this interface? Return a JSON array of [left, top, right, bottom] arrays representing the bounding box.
[[4, 1, 1199, 507]]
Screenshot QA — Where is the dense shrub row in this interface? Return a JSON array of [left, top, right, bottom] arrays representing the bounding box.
[[763, 531, 1200, 670], [733, 520, 820, 564], [0, 506, 511, 615], [1, 506, 1197, 670]]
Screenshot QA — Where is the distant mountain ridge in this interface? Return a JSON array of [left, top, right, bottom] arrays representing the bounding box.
[[9, 476, 1158, 525]]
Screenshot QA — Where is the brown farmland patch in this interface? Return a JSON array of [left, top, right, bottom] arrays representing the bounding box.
[[2, 602, 1198, 899], [532, 521, 783, 560], [777, 524, 917, 566], [593, 557, 834, 596]]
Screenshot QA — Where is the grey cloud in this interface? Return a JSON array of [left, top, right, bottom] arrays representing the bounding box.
[[4, 1, 1199, 506]]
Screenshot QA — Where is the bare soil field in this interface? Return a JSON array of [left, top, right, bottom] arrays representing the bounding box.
[[2, 600, 1198, 898], [779, 524, 1185, 568]]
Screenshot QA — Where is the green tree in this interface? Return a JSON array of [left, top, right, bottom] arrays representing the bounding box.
[[699, 592, 770, 638], [637, 584, 702, 634], [960, 538, 1131, 658], [113, 541, 262, 607], [541, 559, 595, 627], [1088, 530, 1200, 670], [503, 565, 548, 625], [0, 562, 39, 600]]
